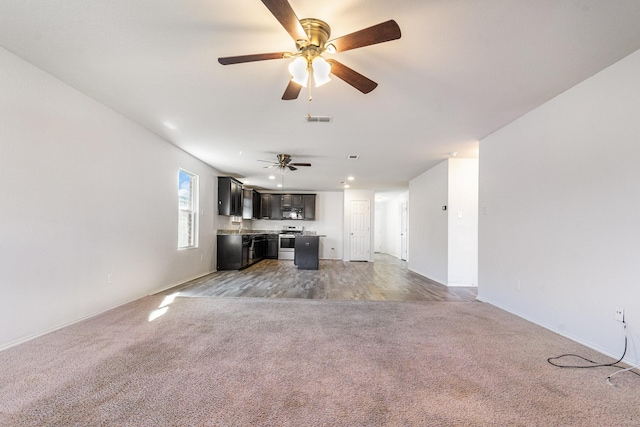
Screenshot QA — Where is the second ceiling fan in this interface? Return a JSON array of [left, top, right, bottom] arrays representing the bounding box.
[[218, 0, 401, 100], [259, 154, 311, 171]]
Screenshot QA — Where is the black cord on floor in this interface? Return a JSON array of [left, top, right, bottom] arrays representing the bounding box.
[[546, 321, 640, 378]]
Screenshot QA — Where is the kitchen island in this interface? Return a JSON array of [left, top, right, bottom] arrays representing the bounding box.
[[294, 235, 320, 270]]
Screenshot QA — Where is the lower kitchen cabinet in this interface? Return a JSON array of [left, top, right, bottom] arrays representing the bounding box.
[[217, 235, 249, 270], [217, 234, 272, 270], [266, 234, 279, 259]]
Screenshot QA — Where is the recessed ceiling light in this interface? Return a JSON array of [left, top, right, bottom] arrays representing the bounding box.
[[344, 184, 350, 189], [347, 176, 355, 181], [347, 154, 359, 160], [339, 181, 346, 184], [269, 175, 275, 180], [277, 184, 283, 188]]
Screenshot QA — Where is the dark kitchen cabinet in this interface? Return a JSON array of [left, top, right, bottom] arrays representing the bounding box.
[[266, 234, 279, 259], [260, 194, 271, 219], [303, 195, 316, 220], [218, 177, 243, 216], [292, 194, 304, 208], [217, 234, 250, 270], [270, 194, 282, 219], [252, 191, 261, 219], [242, 189, 261, 220], [256, 193, 316, 220], [281, 194, 304, 209]]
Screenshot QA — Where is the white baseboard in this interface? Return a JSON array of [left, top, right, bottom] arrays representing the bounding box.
[[476, 295, 639, 366], [0, 270, 216, 353]]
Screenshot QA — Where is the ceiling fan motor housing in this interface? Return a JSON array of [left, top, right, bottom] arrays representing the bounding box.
[[297, 18, 331, 52]]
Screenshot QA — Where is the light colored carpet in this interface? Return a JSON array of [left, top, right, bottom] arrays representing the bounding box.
[[0, 296, 639, 426]]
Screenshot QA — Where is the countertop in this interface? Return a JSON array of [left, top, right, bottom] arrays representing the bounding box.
[[217, 229, 279, 236], [217, 230, 325, 237]]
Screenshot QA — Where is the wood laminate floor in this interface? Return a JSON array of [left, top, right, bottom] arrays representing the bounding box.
[[160, 253, 477, 302]]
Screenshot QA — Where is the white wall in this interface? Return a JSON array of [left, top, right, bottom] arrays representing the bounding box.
[[478, 49, 640, 364], [252, 192, 344, 260], [409, 161, 449, 283], [448, 159, 479, 286], [409, 159, 478, 286], [0, 48, 218, 349]]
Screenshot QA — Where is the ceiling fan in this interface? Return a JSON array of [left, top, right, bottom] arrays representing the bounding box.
[[218, 0, 401, 100], [259, 154, 311, 171]]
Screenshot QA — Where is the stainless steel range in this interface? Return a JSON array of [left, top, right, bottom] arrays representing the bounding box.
[[278, 225, 304, 260]]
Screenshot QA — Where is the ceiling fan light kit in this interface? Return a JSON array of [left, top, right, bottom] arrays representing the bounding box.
[[288, 57, 309, 86], [218, 0, 401, 100], [311, 56, 332, 87]]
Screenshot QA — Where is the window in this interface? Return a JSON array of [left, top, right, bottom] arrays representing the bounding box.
[[178, 169, 198, 249]]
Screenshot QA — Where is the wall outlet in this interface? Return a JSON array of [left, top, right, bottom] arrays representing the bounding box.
[[107, 274, 114, 284], [516, 280, 521, 291], [615, 307, 625, 322]]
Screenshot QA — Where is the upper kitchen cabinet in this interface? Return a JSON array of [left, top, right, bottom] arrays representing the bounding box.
[[260, 193, 271, 219], [292, 194, 304, 209], [303, 194, 316, 220], [252, 191, 261, 219], [270, 194, 282, 220], [281, 194, 292, 208], [218, 176, 243, 216], [257, 193, 316, 220], [242, 189, 261, 220]]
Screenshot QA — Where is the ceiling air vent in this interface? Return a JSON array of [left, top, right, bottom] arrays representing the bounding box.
[[305, 115, 333, 123], [347, 154, 360, 160]]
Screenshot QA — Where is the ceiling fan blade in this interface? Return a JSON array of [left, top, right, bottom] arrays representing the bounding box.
[[282, 80, 302, 100], [328, 20, 401, 53], [288, 165, 298, 171], [218, 52, 288, 65], [291, 163, 311, 167], [327, 60, 378, 94], [261, 0, 308, 42]]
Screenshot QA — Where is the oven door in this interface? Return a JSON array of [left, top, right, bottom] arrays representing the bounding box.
[[279, 235, 295, 250], [278, 234, 296, 260]]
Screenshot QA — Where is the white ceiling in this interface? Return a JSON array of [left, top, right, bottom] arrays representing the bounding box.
[[2, 1, 640, 195]]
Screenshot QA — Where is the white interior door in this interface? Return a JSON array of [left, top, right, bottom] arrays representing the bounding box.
[[401, 202, 408, 261], [350, 200, 371, 261]]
